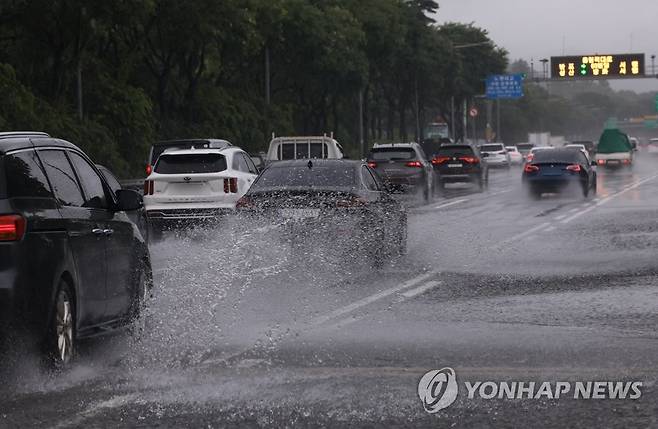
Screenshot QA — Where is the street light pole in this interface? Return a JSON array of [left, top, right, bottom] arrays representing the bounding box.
[[652, 55, 656, 77]]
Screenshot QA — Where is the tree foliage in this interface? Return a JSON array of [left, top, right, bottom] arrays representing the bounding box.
[[0, 0, 510, 175]]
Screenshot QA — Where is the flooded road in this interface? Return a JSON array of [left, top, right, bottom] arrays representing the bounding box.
[[3, 159, 658, 427]]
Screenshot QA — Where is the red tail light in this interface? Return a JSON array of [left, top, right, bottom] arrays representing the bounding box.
[[236, 196, 254, 209], [367, 161, 377, 169], [146, 164, 152, 175], [566, 164, 581, 172], [431, 156, 450, 165], [224, 178, 238, 193], [459, 156, 479, 164], [524, 164, 539, 173], [526, 154, 535, 162], [405, 161, 423, 168], [336, 197, 367, 208], [0, 215, 26, 242], [622, 159, 631, 165], [143, 180, 154, 195], [597, 159, 605, 165]]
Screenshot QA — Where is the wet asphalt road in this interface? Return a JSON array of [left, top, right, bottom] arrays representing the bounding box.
[[3, 157, 658, 428]]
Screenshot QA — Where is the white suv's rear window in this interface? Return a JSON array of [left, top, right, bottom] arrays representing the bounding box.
[[154, 154, 227, 174]]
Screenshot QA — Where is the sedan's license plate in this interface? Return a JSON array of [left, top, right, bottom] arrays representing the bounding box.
[[607, 160, 620, 164], [448, 163, 462, 168], [279, 208, 320, 219]]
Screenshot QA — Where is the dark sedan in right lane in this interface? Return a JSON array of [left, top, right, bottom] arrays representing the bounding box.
[[522, 148, 597, 199]]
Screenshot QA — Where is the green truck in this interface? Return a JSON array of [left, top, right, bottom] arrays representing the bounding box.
[[594, 129, 633, 167]]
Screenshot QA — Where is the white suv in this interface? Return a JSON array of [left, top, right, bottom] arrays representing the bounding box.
[[144, 146, 258, 232]]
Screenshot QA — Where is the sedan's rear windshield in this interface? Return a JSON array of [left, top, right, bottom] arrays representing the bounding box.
[[154, 154, 227, 174], [532, 150, 582, 164], [368, 148, 416, 161], [437, 146, 474, 157], [481, 144, 504, 152], [254, 165, 355, 188], [516, 143, 534, 150]]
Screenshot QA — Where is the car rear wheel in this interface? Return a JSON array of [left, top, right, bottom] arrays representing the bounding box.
[[128, 261, 153, 338], [46, 282, 75, 367]]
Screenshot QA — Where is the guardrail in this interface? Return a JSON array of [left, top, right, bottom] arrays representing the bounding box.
[[120, 179, 144, 192]]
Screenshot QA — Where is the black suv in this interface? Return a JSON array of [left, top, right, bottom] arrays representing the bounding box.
[[0, 132, 151, 365], [431, 144, 488, 191], [366, 143, 434, 201]]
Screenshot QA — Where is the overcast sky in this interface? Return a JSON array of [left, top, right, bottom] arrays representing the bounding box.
[[433, 0, 658, 92]]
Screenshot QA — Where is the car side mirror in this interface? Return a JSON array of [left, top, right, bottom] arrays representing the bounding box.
[[116, 189, 143, 211]]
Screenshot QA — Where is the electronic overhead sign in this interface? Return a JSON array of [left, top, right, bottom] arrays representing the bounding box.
[[551, 53, 645, 79]]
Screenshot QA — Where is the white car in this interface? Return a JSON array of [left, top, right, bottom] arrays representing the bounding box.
[[648, 138, 658, 154], [525, 146, 553, 162], [144, 146, 258, 232], [480, 143, 510, 168], [564, 144, 592, 163], [505, 146, 523, 165]]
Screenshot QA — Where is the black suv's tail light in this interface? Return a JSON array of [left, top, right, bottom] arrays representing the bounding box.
[[431, 156, 450, 165], [0, 215, 26, 242], [459, 156, 479, 164]]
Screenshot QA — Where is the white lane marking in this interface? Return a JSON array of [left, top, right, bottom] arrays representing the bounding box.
[[325, 281, 443, 330], [433, 198, 468, 210], [400, 280, 442, 299], [554, 214, 567, 221], [498, 222, 551, 246], [54, 394, 138, 428], [560, 174, 658, 224], [544, 226, 556, 232], [567, 207, 580, 214], [488, 188, 512, 196], [310, 271, 436, 326]]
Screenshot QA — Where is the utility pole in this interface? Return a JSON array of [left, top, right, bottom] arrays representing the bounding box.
[[496, 99, 501, 142], [450, 96, 455, 141], [359, 88, 364, 158], [414, 76, 420, 143], [264, 45, 271, 105], [76, 62, 83, 120], [462, 99, 468, 142]]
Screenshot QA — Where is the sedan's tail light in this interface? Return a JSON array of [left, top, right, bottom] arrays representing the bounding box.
[[143, 180, 154, 195], [431, 156, 450, 165], [597, 159, 605, 165], [224, 178, 238, 193], [0, 215, 26, 242], [367, 161, 377, 169], [459, 156, 479, 164], [622, 159, 631, 165], [336, 196, 367, 208], [405, 161, 423, 168], [566, 164, 581, 172], [236, 196, 254, 209], [524, 164, 539, 173]]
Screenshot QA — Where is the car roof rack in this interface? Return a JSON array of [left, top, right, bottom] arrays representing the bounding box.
[[0, 131, 50, 140]]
